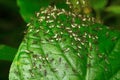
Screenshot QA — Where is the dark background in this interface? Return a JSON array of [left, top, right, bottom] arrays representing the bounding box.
[[0, 0, 26, 80], [0, 0, 120, 80]]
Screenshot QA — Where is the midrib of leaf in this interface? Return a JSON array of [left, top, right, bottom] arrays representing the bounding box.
[[85, 51, 90, 80], [39, 43, 61, 80], [44, 18, 83, 79], [26, 25, 61, 79], [85, 25, 93, 80]]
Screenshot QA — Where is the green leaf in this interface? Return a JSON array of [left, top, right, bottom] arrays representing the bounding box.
[[89, 0, 108, 10], [17, 0, 68, 22], [105, 6, 120, 14], [0, 45, 17, 61], [17, 0, 50, 22], [9, 6, 120, 80]]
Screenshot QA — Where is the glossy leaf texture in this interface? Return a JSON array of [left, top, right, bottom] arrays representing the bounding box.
[[17, 0, 68, 22], [9, 6, 120, 80]]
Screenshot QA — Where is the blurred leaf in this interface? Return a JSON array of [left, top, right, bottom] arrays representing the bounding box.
[[17, 0, 50, 22], [17, 0, 68, 22], [105, 6, 120, 14], [89, 0, 108, 10], [0, 45, 17, 61]]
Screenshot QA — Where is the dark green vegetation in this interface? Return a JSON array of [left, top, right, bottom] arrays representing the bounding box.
[[0, 0, 120, 80]]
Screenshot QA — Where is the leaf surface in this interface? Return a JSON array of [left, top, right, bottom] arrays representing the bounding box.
[[9, 6, 120, 80], [17, 0, 68, 22]]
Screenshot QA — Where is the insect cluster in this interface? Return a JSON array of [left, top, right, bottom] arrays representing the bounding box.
[[9, 0, 120, 80]]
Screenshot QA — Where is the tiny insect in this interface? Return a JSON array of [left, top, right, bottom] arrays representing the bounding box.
[[44, 70, 47, 76], [59, 57, 62, 63], [87, 63, 91, 68]]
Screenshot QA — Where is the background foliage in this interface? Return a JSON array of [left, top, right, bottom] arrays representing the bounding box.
[[0, 0, 120, 80]]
